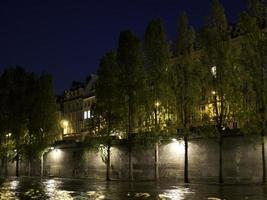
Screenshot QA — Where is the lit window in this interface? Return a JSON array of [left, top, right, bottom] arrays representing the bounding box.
[[84, 110, 91, 119], [211, 66, 216, 77]]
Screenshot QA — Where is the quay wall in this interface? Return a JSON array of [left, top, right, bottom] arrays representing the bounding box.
[[0, 135, 264, 183]]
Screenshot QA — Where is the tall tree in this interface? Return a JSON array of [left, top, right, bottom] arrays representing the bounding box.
[[117, 30, 144, 181], [238, 5, 267, 183], [144, 18, 171, 129], [95, 51, 122, 180], [143, 18, 171, 180], [247, 0, 266, 28], [200, 0, 238, 183], [170, 13, 198, 183], [26, 73, 59, 176], [0, 67, 30, 177]]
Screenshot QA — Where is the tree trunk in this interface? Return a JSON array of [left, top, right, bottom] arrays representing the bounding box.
[[128, 143, 133, 181], [15, 152, 19, 177], [4, 154, 8, 177], [154, 142, 159, 181], [261, 132, 266, 184], [106, 143, 111, 181], [28, 160, 31, 176], [219, 132, 223, 184], [184, 136, 189, 183], [40, 154, 44, 177]]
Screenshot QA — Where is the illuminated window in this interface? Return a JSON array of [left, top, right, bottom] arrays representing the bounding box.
[[84, 110, 91, 119], [87, 110, 91, 119], [84, 111, 87, 119], [211, 66, 216, 77]]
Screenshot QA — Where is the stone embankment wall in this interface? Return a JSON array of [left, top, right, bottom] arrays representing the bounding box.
[[1, 135, 264, 183]]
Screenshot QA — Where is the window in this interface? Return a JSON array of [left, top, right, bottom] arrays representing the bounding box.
[[211, 66, 216, 77], [87, 110, 91, 119], [84, 110, 91, 119]]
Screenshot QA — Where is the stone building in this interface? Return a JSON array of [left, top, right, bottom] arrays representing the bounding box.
[[60, 74, 97, 141]]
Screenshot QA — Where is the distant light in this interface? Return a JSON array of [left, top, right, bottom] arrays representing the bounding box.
[[6, 132, 12, 137], [211, 66, 216, 77], [155, 101, 160, 107], [212, 91, 216, 95], [49, 147, 55, 150], [172, 138, 177, 142]]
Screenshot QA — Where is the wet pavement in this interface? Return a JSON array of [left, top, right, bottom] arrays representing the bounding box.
[[0, 177, 266, 199]]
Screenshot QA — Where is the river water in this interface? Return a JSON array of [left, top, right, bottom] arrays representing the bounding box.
[[0, 177, 266, 199]]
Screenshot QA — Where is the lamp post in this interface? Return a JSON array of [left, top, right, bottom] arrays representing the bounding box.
[[40, 146, 54, 177], [154, 101, 160, 181]]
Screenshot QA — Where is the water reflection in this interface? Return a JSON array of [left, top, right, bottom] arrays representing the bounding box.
[[0, 177, 267, 199], [158, 187, 195, 200]]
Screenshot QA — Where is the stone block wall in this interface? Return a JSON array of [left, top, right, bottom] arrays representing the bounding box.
[[2, 135, 266, 184]]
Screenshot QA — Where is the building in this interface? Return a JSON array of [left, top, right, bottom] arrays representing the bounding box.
[[60, 74, 97, 141]]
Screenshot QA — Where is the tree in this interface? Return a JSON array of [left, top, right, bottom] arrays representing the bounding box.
[[200, 0, 239, 183], [143, 18, 171, 180], [26, 73, 59, 176], [170, 13, 198, 183], [238, 4, 267, 183], [0, 67, 30, 177], [117, 30, 144, 181], [0, 67, 59, 177], [247, 0, 266, 28], [95, 51, 122, 180]]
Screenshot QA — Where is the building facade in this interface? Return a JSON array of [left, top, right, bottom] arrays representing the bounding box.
[[60, 74, 97, 141]]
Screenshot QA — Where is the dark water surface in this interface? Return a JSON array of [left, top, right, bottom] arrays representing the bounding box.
[[0, 177, 266, 199]]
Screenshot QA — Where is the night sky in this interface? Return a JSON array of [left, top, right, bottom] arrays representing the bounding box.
[[0, 0, 246, 94]]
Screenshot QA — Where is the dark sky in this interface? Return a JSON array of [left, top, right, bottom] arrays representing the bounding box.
[[0, 0, 246, 94]]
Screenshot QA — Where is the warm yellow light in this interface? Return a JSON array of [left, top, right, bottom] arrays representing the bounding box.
[[211, 66, 216, 77], [61, 120, 69, 128], [212, 91, 216, 95], [155, 101, 160, 107], [51, 149, 62, 161], [6, 132, 11, 137]]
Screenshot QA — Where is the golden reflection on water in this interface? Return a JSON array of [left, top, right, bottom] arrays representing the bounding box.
[[44, 179, 73, 200], [0, 180, 18, 199], [0, 178, 230, 200], [158, 187, 195, 200]]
